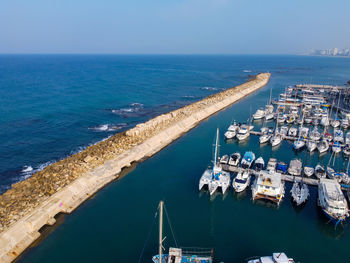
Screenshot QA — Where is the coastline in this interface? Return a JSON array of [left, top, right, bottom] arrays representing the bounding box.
[[0, 73, 270, 262]]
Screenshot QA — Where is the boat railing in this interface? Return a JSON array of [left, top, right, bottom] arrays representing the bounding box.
[[181, 247, 213, 257]]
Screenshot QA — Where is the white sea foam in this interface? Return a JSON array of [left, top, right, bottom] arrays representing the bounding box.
[[22, 165, 33, 173], [200, 87, 218, 91], [129, 102, 144, 107], [243, 69, 252, 73]]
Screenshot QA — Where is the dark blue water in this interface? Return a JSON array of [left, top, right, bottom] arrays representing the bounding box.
[[2, 55, 350, 262]]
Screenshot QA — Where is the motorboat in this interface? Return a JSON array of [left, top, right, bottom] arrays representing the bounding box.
[[332, 141, 342, 154], [224, 121, 240, 139], [219, 154, 229, 165], [318, 178, 349, 223], [253, 108, 265, 120], [247, 252, 295, 263], [306, 140, 317, 152], [232, 170, 251, 192], [251, 171, 285, 205], [304, 165, 314, 177], [320, 115, 330, 126], [326, 167, 343, 182], [304, 116, 313, 124], [288, 127, 298, 137], [241, 151, 255, 169], [293, 138, 305, 151], [288, 159, 302, 176], [228, 152, 241, 166], [277, 115, 286, 124], [265, 112, 275, 121], [199, 129, 231, 195], [265, 104, 274, 114], [309, 127, 321, 141], [333, 129, 344, 143], [317, 139, 329, 154], [236, 124, 251, 141], [341, 118, 349, 129], [315, 164, 326, 179], [276, 161, 287, 174], [291, 181, 309, 206], [280, 126, 289, 137], [255, 157, 265, 171], [266, 158, 277, 172]]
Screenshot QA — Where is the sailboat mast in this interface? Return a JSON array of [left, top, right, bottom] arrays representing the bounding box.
[[159, 200, 164, 262], [213, 128, 219, 168]]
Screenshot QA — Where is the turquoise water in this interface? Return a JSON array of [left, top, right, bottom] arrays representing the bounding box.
[[2, 55, 350, 262]]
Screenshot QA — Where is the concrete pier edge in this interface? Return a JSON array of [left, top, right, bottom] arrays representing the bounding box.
[[0, 73, 270, 262]]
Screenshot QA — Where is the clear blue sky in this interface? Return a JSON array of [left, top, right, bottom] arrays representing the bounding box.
[[1, 0, 349, 54]]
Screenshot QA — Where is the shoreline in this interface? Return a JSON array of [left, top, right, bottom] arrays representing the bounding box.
[[0, 73, 270, 262]]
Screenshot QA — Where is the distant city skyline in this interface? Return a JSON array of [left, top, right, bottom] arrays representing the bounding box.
[[310, 48, 350, 57], [1, 0, 350, 54]]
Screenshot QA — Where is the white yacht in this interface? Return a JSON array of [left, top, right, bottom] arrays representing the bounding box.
[[317, 139, 329, 154], [341, 118, 349, 129], [255, 157, 265, 171], [199, 129, 231, 195], [299, 127, 309, 138], [309, 127, 321, 141], [320, 115, 330, 126], [270, 130, 283, 147], [332, 141, 342, 154], [288, 159, 302, 176], [253, 108, 265, 120], [219, 154, 229, 165], [318, 178, 349, 223], [232, 170, 251, 192], [291, 181, 309, 206], [228, 152, 241, 166], [251, 171, 285, 205], [259, 130, 272, 144], [224, 121, 240, 139], [236, 124, 251, 141], [266, 158, 277, 172], [345, 131, 350, 145], [247, 252, 295, 263], [293, 138, 305, 151], [288, 127, 298, 137], [331, 118, 340, 128], [241, 151, 255, 169], [306, 140, 317, 152], [333, 129, 344, 143], [280, 126, 289, 137]]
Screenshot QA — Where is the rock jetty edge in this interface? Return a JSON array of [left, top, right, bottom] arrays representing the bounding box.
[[0, 73, 270, 262]]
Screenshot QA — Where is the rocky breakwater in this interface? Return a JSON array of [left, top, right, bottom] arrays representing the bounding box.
[[0, 73, 270, 262]]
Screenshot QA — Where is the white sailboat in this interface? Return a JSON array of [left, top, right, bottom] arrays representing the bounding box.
[[199, 129, 231, 195], [306, 140, 317, 152], [317, 139, 329, 154]]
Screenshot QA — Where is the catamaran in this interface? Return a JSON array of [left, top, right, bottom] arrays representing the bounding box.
[[199, 129, 231, 195], [152, 201, 213, 263], [318, 178, 349, 224], [251, 170, 285, 205]]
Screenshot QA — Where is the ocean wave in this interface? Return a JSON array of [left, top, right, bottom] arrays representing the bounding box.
[[89, 123, 128, 132], [182, 95, 196, 99], [22, 165, 33, 173], [243, 69, 252, 73], [200, 86, 219, 91]]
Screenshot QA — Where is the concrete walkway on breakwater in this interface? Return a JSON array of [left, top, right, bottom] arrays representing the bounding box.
[[0, 73, 270, 262]]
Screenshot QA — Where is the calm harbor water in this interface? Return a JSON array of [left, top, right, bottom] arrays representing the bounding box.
[[2, 55, 350, 262]]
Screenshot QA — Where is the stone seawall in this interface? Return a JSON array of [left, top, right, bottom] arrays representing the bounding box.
[[0, 73, 270, 262]]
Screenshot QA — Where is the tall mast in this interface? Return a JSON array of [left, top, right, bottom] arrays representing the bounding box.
[[159, 200, 164, 262], [213, 128, 219, 169]]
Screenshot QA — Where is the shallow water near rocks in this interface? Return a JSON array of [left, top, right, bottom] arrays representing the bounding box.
[[4, 55, 350, 262]]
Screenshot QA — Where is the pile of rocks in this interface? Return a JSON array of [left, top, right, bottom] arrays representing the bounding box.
[[0, 73, 269, 232]]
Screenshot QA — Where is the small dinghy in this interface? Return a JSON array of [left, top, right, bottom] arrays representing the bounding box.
[[315, 164, 326, 179], [291, 181, 309, 206], [219, 155, 229, 165], [303, 165, 314, 177], [232, 170, 251, 192], [228, 152, 241, 166], [255, 157, 265, 171], [288, 159, 302, 176], [241, 151, 255, 169]]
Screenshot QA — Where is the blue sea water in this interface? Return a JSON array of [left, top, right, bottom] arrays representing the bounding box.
[[1, 55, 350, 262]]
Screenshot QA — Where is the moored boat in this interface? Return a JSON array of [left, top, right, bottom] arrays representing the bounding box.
[[306, 140, 317, 152], [266, 158, 277, 173], [232, 170, 251, 192], [253, 108, 265, 120], [224, 121, 240, 139], [241, 151, 256, 169], [317, 139, 329, 154], [247, 252, 295, 263], [291, 181, 309, 206], [228, 152, 241, 166], [303, 165, 314, 177], [276, 161, 287, 174], [288, 159, 302, 176], [315, 164, 326, 179], [255, 157, 265, 171]]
